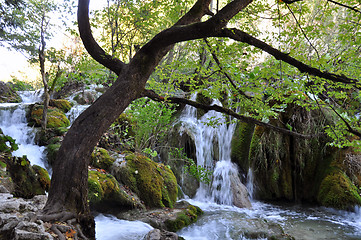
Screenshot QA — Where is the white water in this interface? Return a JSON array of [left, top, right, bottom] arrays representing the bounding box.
[[95, 214, 153, 240], [178, 95, 238, 205], [0, 91, 46, 169]]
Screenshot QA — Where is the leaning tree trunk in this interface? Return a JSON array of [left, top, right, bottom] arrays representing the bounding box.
[[41, 0, 216, 237]]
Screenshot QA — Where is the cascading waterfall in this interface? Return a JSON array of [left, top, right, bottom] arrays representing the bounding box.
[[246, 168, 255, 200], [0, 91, 47, 169], [178, 94, 239, 205]]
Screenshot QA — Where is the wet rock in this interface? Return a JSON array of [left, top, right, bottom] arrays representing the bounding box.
[[74, 91, 96, 105], [144, 229, 179, 240], [230, 171, 252, 209], [117, 201, 203, 233], [49, 99, 73, 113]]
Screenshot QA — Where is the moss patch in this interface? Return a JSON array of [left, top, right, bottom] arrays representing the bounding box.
[[49, 99, 73, 112], [28, 104, 70, 128], [317, 167, 361, 210], [164, 204, 203, 232], [90, 147, 115, 171], [88, 170, 142, 209], [116, 153, 178, 208], [46, 143, 61, 166], [231, 122, 255, 172], [32, 165, 50, 191]]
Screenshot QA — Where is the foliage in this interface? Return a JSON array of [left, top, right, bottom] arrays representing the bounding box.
[[169, 147, 212, 184], [126, 98, 177, 153], [0, 130, 18, 153]]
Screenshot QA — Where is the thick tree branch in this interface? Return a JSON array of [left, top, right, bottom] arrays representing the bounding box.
[[220, 28, 360, 86], [143, 89, 316, 139], [327, 0, 361, 14], [78, 0, 125, 76]]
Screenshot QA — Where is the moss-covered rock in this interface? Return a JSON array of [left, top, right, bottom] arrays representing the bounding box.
[[112, 153, 178, 208], [0, 81, 21, 103], [32, 165, 50, 192], [88, 170, 144, 210], [164, 203, 203, 232], [231, 122, 255, 173], [317, 167, 361, 210], [49, 99, 73, 112], [28, 104, 70, 128], [5, 156, 48, 198], [90, 147, 115, 171], [46, 143, 61, 166]]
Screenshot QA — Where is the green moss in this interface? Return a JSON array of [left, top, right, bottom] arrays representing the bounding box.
[[88, 170, 141, 209], [231, 122, 255, 172], [46, 143, 61, 166], [164, 205, 203, 232], [91, 147, 115, 171], [6, 156, 46, 198], [317, 167, 361, 210], [32, 165, 50, 191], [28, 105, 70, 128], [49, 99, 73, 112], [120, 153, 178, 208]]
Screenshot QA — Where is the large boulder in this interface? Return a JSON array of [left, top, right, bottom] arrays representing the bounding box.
[[28, 104, 70, 128], [5, 156, 49, 198], [111, 153, 178, 208], [230, 171, 252, 208], [88, 170, 144, 211]]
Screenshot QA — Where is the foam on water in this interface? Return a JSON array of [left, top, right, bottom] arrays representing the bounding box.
[[95, 214, 153, 240]]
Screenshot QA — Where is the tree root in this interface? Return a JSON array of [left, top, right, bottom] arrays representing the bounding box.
[[37, 211, 92, 240]]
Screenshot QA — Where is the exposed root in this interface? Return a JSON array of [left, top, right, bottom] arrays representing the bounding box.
[[36, 211, 93, 240]]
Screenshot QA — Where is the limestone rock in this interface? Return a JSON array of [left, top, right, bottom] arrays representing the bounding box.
[[145, 229, 179, 240], [230, 171, 252, 209]]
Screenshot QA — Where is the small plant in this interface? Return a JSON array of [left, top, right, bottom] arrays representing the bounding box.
[[169, 148, 212, 184]]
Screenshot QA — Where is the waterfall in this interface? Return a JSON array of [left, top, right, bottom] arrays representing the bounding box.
[[246, 168, 255, 200], [178, 94, 240, 205], [0, 91, 47, 169]]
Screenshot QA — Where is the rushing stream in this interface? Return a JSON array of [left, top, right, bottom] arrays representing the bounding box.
[[1, 91, 360, 239]]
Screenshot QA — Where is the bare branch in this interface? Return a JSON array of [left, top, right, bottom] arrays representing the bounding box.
[[327, 0, 361, 14], [78, 0, 125, 76], [143, 89, 317, 139], [220, 28, 360, 86]]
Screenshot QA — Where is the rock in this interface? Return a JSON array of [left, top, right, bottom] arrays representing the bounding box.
[[117, 201, 203, 233], [90, 147, 115, 172], [49, 99, 73, 112], [144, 229, 179, 240], [0, 81, 21, 103], [88, 170, 144, 211], [230, 171, 252, 208], [317, 167, 361, 210], [5, 156, 49, 199], [111, 153, 178, 208], [27, 104, 70, 128], [74, 91, 96, 104]]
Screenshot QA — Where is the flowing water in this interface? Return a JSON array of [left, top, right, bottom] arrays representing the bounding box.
[[1, 91, 361, 239], [0, 90, 47, 169]]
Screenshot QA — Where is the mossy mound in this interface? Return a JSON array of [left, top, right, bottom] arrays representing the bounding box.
[[231, 122, 255, 172], [88, 170, 143, 210], [49, 99, 73, 112], [90, 147, 115, 172], [0, 81, 21, 103], [32, 165, 50, 192], [113, 153, 178, 208], [317, 167, 361, 210], [164, 203, 203, 232], [5, 156, 48, 198], [28, 104, 70, 128], [46, 143, 61, 166]]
